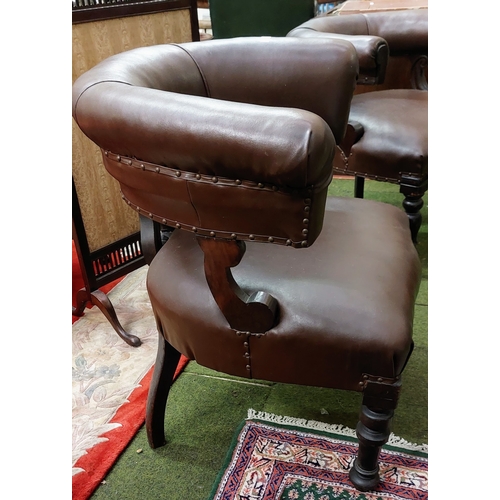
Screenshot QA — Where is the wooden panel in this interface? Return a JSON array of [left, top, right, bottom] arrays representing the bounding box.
[[72, 9, 193, 252]]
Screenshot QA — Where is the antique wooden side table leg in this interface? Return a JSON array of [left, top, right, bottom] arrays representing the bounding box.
[[72, 287, 142, 347], [90, 290, 141, 347]]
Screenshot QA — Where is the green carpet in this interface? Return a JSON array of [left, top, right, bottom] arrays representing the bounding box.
[[90, 179, 428, 499]]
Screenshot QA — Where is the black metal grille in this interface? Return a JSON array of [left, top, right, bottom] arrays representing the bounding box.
[[73, 0, 164, 8], [72, 0, 196, 25], [91, 236, 143, 278]]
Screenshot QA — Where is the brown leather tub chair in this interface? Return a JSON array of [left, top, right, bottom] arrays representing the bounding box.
[[288, 9, 428, 242], [72, 37, 421, 492]]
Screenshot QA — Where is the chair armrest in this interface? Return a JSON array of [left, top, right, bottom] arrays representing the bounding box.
[[73, 38, 360, 248], [288, 26, 388, 85], [73, 81, 336, 248], [288, 9, 428, 86]]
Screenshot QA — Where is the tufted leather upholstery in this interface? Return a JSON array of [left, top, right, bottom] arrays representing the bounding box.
[[72, 37, 422, 491]]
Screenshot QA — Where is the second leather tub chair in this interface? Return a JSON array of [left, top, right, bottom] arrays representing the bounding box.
[[72, 37, 422, 492], [288, 9, 428, 242]]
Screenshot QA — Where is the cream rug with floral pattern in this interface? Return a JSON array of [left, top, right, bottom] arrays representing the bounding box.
[[72, 266, 188, 500]]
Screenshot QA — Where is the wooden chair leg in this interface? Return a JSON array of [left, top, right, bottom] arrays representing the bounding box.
[[354, 175, 365, 198], [400, 175, 427, 244], [350, 375, 402, 491], [349, 405, 393, 491], [146, 329, 182, 448], [402, 194, 424, 244]]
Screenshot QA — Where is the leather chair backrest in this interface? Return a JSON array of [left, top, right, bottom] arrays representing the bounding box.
[[290, 10, 428, 55], [72, 38, 359, 248], [288, 9, 427, 85]]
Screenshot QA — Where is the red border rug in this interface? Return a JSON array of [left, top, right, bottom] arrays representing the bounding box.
[[210, 410, 428, 500], [72, 359, 188, 500], [72, 265, 189, 500]]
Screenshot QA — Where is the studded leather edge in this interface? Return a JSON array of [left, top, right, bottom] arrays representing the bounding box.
[[358, 373, 401, 390], [106, 151, 318, 248]]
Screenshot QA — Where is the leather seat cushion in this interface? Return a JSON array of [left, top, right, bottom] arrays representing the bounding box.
[[333, 89, 428, 182], [147, 196, 421, 392]]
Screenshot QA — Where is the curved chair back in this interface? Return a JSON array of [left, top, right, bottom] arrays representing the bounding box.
[[73, 37, 359, 249], [289, 9, 428, 87]]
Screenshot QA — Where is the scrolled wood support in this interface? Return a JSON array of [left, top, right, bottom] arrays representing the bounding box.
[[410, 55, 428, 91], [197, 237, 279, 333]]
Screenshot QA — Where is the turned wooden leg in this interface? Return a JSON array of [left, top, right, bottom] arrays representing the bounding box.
[[146, 330, 182, 448], [399, 174, 427, 244], [354, 175, 365, 198], [349, 405, 393, 491], [350, 375, 402, 491], [402, 194, 424, 244]]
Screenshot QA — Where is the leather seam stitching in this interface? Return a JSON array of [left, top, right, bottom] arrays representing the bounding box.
[[172, 44, 211, 98]]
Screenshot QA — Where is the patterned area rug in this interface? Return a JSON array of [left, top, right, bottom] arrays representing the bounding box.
[[72, 266, 189, 500], [210, 410, 428, 500]]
